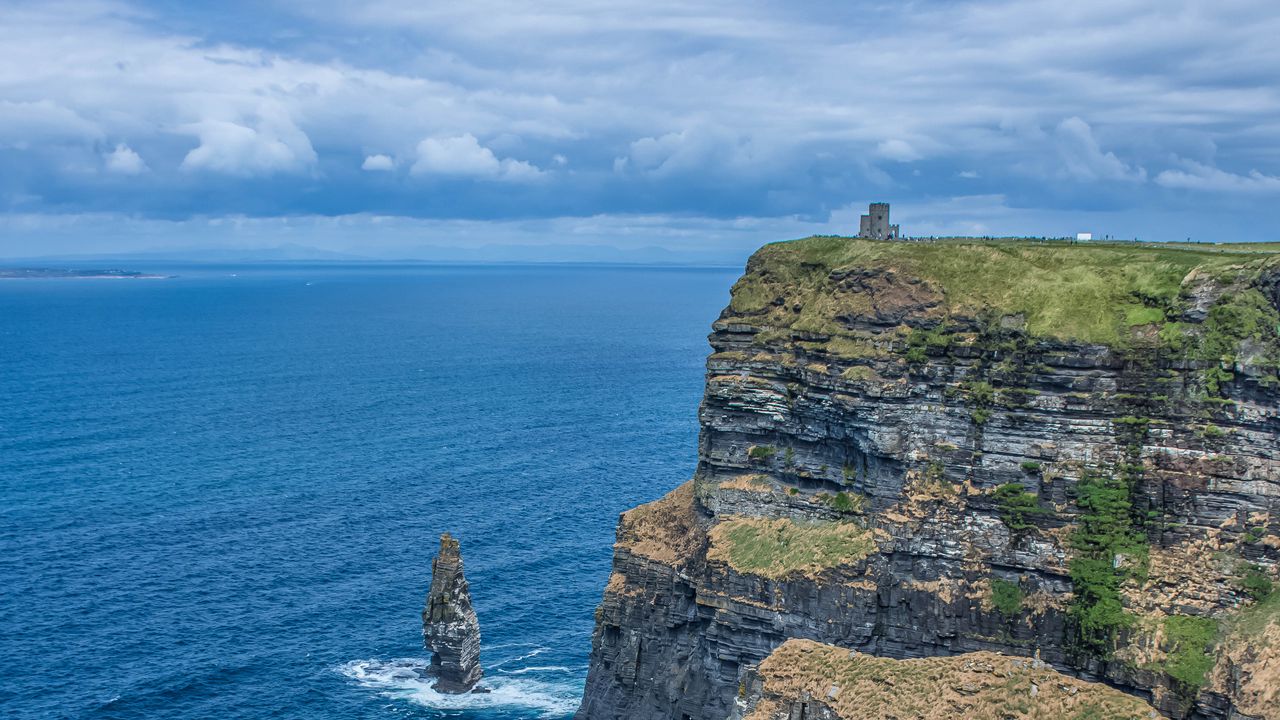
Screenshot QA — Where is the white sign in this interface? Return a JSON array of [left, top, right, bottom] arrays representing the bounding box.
[[1076, 232, 1093, 241]]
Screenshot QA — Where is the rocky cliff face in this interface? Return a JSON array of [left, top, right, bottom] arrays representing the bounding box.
[[576, 238, 1280, 720], [423, 532, 483, 694]]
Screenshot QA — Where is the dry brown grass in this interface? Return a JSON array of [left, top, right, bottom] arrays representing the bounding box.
[[603, 571, 643, 598], [749, 639, 1158, 720], [719, 474, 773, 492], [614, 481, 704, 568]]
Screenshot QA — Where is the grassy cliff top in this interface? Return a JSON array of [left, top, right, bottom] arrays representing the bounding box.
[[727, 237, 1280, 345], [749, 639, 1157, 720]]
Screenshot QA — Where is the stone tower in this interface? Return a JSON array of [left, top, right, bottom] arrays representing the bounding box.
[[858, 202, 900, 239], [423, 532, 484, 693]]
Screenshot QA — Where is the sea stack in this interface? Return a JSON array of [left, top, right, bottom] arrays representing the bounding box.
[[422, 532, 483, 693]]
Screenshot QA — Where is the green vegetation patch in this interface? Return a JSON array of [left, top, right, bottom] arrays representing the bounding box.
[[1241, 563, 1275, 601], [707, 517, 875, 579], [747, 445, 778, 460], [992, 483, 1047, 531], [1068, 470, 1150, 657], [1228, 586, 1280, 638], [990, 578, 1024, 616], [819, 490, 866, 514], [1162, 615, 1218, 693], [727, 236, 1280, 346]]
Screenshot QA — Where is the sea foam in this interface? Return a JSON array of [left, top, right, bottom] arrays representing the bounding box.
[[339, 657, 579, 718]]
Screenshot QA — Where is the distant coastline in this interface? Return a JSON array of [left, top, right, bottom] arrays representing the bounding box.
[[0, 268, 171, 279]]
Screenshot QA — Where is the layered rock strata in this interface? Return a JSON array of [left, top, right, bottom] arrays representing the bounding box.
[[423, 532, 483, 693], [576, 238, 1280, 720]]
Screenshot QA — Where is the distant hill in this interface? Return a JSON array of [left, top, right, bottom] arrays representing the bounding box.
[[7, 241, 743, 266], [0, 267, 169, 279]]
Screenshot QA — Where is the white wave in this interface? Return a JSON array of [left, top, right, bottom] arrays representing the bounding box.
[[339, 658, 579, 718], [488, 646, 548, 669], [499, 665, 577, 675]]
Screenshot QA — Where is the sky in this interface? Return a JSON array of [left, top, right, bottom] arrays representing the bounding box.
[[1, 0, 1279, 261]]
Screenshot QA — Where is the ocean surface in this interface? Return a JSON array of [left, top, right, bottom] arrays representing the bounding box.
[[0, 264, 740, 720]]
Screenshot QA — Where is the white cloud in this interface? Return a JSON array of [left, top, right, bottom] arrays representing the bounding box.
[[0, 99, 101, 149], [876, 139, 921, 162], [104, 143, 147, 174], [498, 158, 544, 181], [412, 134, 499, 175], [180, 108, 317, 176], [1054, 117, 1146, 183], [411, 134, 542, 181], [1155, 161, 1280, 193], [622, 126, 777, 177], [361, 153, 394, 171]]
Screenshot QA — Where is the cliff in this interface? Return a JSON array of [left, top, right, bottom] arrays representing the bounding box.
[[576, 237, 1280, 720]]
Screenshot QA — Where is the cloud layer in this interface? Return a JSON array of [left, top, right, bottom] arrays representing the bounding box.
[[2, 0, 1279, 255]]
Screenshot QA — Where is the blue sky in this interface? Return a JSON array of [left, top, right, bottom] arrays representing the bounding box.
[[2, 0, 1279, 260]]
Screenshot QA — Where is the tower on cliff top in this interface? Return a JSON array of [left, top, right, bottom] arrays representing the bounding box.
[[858, 202, 900, 240]]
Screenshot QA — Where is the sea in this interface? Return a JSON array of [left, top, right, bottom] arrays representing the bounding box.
[[0, 264, 741, 720]]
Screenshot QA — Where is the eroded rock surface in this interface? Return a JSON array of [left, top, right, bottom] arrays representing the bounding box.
[[423, 532, 483, 693]]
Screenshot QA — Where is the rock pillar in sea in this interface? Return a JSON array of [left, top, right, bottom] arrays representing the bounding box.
[[422, 532, 484, 693]]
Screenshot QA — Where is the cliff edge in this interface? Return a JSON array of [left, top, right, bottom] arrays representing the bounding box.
[[577, 237, 1280, 720]]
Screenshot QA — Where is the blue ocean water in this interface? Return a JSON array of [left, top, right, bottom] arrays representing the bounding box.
[[0, 264, 739, 720]]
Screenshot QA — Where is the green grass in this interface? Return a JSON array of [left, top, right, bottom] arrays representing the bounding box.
[[747, 445, 778, 460], [1069, 470, 1149, 657], [825, 490, 866, 514], [1228, 587, 1280, 638], [727, 236, 1280, 346], [993, 483, 1046, 531], [708, 517, 875, 579], [1199, 424, 1227, 439], [1162, 615, 1217, 693], [1242, 564, 1275, 601], [991, 578, 1024, 616]]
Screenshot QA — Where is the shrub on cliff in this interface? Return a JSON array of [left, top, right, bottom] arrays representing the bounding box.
[[990, 579, 1024, 616], [992, 483, 1046, 531]]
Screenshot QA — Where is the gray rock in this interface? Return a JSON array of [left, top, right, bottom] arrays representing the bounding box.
[[423, 532, 483, 694]]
